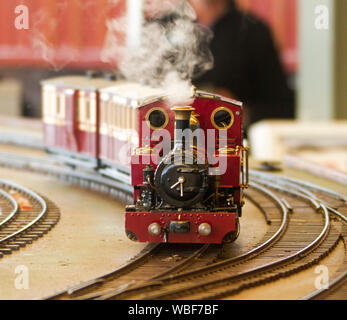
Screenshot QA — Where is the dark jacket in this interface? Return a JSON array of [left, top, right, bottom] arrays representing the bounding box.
[[194, 2, 295, 126]]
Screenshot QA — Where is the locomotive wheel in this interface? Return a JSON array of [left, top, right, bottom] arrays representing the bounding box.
[[222, 218, 240, 243]]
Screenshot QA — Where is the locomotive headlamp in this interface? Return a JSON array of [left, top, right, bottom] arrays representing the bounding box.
[[148, 222, 162, 236], [198, 223, 212, 236]]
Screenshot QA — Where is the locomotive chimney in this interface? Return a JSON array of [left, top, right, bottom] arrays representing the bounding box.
[[171, 106, 195, 149]]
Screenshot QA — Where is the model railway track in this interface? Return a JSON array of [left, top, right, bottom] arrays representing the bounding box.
[[0, 188, 19, 228], [0, 151, 133, 204], [0, 150, 232, 299], [0, 127, 43, 150], [98, 180, 343, 300], [303, 218, 347, 300], [0, 180, 60, 258], [0, 150, 346, 299], [250, 169, 347, 221], [303, 233, 347, 300], [44, 182, 287, 300], [303, 270, 347, 300], [101, 181, 338, 300], [46, 167, 343, 300], [46, 243, 213, 300], [250, 170, 347, 300]]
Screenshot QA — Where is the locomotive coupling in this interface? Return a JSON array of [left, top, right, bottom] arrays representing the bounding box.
[[170, 221, 190, 234]]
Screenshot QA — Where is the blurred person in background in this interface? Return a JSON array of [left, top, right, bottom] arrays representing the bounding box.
[[188, 0, 295, 128]]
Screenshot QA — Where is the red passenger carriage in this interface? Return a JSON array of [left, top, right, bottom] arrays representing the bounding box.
[[42, 76, 115, 168]]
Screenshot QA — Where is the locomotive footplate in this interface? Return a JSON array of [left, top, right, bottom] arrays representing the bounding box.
[[125, 210, 237, 244]]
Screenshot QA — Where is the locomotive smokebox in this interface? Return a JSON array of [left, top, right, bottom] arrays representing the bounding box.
[[154, 106, 208, 208], [171, 106, 195, 148]]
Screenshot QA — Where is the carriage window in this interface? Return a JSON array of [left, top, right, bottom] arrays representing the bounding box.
[[59, 94, 65, 118], [121, 105, 125, 129], [131, 108, 134, 130], [56, 95, 60, 116], [42, 88, 49, 117], [50, 90, 56, 119], [89, 92, 96, 125], [127, 107, 131, 129], [110, 101, 114, 127], [211, 107, 234, 130], [107, 101, 110, 127], [131, 108, 135, 131], [75, 100, 79, 120], [113, 102, 116, 128], [101, 100, 106, 125], [78, 91, 85, 122], [42, 86, 55, 122], [116, 103, 121, 128], [117, 103, 122, 128], [85, 99, 90, 121], [115, 103, 120, 128]]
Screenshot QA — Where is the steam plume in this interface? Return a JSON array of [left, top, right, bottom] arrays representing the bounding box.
[[102, 0, 214, 105]]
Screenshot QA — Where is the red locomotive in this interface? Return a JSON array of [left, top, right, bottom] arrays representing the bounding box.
[[41, 74, 249, 244]]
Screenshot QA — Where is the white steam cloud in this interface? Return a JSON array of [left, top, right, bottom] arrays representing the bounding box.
[[102, 0, 214, 105]]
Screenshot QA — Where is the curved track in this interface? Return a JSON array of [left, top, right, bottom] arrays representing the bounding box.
[[0, 180, 60, 258], [0, 149, 345, 299], [86, 176, 344, 300], [107, 181, 335, 300], [46, 182, 287, 300], [250, 170, 347, 300], [46, 243, 213, 300]]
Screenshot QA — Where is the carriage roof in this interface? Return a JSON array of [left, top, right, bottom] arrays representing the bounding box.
[[41, 76, 166, 104], [41, 75, 117, 90], [100, 82, 166, 103], [41, 76, 242, 108]]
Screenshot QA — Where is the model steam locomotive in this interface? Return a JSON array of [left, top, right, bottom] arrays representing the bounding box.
[[41, 74, 248, 244]]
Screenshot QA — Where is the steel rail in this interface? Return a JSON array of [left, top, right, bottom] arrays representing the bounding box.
[[250, 177, 331, 252], [0, 189, 19, 228], [43, 243, 162, 299], [244, 192, 272, 225], [0, 148, 342, 299], [251, 170, 347, 223], [84, 244, 211, 301], [250, 169, 347, 203], [0, 151, 133, 199], [142, 179, 331, 300], [301, 270, 347, 300], [152, 182, 288, 281], [96, 182, 288, 300], [0, 180, 47, 244]]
